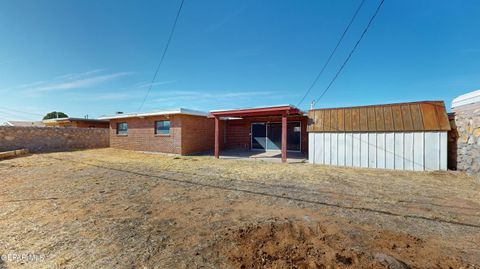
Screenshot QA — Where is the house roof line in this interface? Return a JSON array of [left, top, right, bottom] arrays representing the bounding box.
[[4, 120, 46, 127], [209, 105, 304, 118], [42, 117, 109, 123], [209, 104, 298, 113], [452, 89, 480, 109], [98, 108, 208, 120]]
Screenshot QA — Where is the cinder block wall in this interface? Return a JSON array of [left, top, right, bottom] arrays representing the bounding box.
[[450, 105, 480, 177], [0, 126, 109, 153]]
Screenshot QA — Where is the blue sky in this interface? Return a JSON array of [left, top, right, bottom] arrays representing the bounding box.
[[1, 0, 479, 121]]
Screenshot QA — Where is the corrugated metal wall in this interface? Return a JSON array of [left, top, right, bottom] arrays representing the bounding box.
[[308, 132, 447, 171]]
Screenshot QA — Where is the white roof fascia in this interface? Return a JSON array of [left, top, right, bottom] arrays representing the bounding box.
[[98, 108, 208, 120], [209, 104, 296, 113], [452, 89, 480, 109]]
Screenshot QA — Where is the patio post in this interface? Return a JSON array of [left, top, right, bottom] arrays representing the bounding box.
[[281, 112, 287, 163], [214, 116, 220, 159]]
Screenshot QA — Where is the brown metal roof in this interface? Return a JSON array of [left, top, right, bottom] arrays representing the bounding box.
[[307, 101, 451, 132]]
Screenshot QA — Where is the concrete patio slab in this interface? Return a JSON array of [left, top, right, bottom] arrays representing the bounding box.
[[217, 149, 307, 163]]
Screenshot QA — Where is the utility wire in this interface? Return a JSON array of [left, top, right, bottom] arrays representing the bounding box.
[[297, 0, 366, 108], [0, 109, 41, 121], [315, 0, 385, 105], [137, 0, 185, 111], [0, 106, 44, 117]]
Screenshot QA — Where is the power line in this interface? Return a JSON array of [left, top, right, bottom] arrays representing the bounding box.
[[0, 106, 44, 117], [0, 109, 42, 121], [297, 0, 366, 108], [137, 0, 185, 111], [315, 0, 385, 105]]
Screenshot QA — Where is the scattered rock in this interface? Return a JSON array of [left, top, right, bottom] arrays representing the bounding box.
[[374, 253, 411, 269]]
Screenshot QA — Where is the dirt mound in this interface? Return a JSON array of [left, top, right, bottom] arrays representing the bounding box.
[[218, 219, 471, 269]]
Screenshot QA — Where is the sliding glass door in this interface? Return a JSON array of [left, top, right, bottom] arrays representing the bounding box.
[[251, 123, 267, 150], [251, 122, 301, 151]]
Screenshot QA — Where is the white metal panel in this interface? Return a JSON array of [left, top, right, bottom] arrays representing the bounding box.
[[440, 132, 448, 170], [385, 133, 395, 169], [368, 133, 377, 168], [376, 133, 386, 169], [324, 133, 331, 165], [309, 133, 315, 164], [331, 133, 338, 165], [315, 133, 325, 164], [345, 133, 353, 166], [308, 131, 448, 171], [413, 132, 424, 171], [404, 132, 414, 171], [424, 132, 440, 170], [338, 133, 345, 166], [352, 133, 361, 167], [360, 133, 369, 168], [394, 133, 404, 170]]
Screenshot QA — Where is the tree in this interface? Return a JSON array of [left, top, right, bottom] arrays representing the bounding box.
[[43, 111, 68, 120]]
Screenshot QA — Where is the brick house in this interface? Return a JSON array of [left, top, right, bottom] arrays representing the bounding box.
[[99, 108, 215, 155], [43, 117, 109, 128]]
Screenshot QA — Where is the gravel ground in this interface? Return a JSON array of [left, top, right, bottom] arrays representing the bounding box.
[[0, 148, 479, 268]]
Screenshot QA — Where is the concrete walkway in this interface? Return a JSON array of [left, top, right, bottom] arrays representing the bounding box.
[[218, 149, 307, 163]]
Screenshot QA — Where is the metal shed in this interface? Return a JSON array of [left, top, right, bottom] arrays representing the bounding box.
[[307, 101, 451, 171]]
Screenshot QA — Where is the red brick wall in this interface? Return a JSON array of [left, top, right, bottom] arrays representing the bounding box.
[[222, 115, 308, 154], [110, 115, 182, 154], [179, 115, 215, 155], [109, 114, 215, 155]]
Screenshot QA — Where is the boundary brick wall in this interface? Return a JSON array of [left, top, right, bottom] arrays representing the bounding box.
[[0, 126, 109, 153]]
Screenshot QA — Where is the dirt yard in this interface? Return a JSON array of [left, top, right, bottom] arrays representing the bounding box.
[[0, 149, 479, 268]]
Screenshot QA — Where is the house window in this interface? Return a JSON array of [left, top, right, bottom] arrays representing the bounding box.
[[155, 120, 170, 135], [117, 122, 128, 135]]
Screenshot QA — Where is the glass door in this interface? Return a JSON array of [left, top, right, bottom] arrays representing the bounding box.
[[251, 123, 267, 150], [267, 123, 282, 150], [251, 121, 301, 152], [287, 122, 301, 151]]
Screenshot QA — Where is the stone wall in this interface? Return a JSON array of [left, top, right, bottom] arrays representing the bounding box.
[[451, 105, 480, 177], [0, 126, 109, 153]]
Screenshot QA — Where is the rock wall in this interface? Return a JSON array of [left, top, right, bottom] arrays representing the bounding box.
[[0, 126, 109, 153], [451, 105, 480, 177]]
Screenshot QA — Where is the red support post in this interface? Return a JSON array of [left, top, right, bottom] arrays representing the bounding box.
[[214, 117, 220, 159], [281, 112, 287, 163]]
